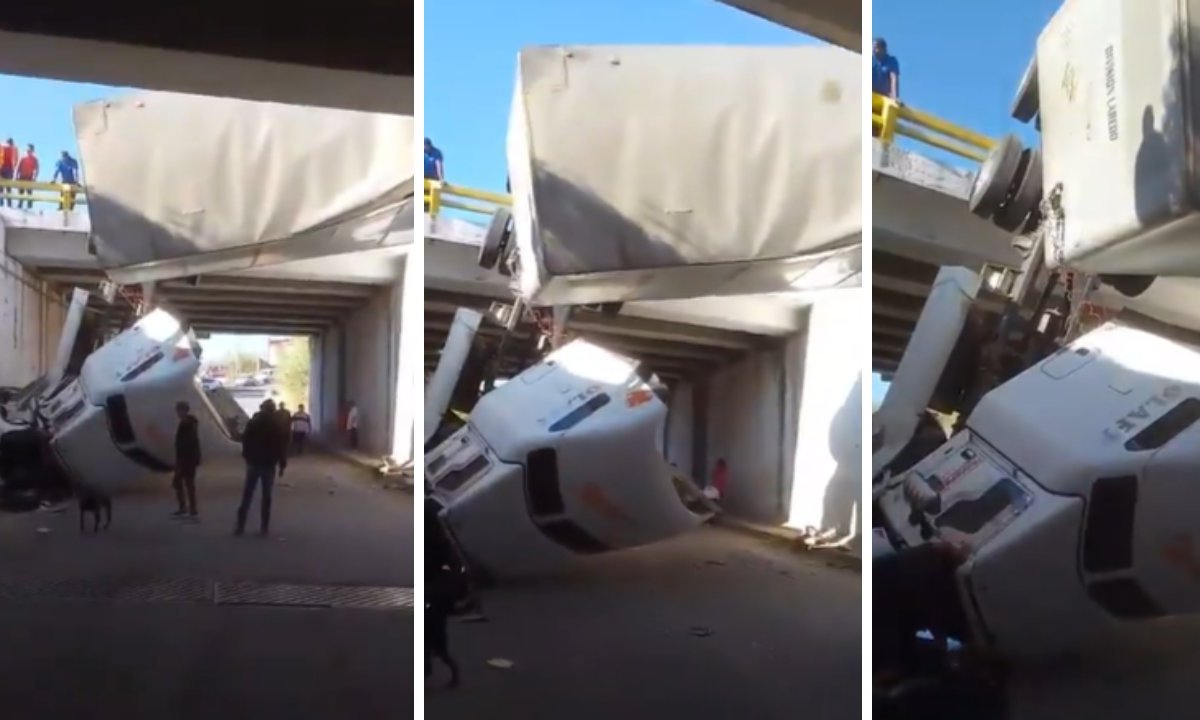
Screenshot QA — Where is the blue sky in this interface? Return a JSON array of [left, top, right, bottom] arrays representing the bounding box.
[[874, 1, 1059, 162], [871, 0, 1059, 405], [425, 0, 813, 193], [0, 74, 125, 178]]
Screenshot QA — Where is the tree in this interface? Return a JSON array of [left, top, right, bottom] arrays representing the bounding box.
[[225, 350, 262, 376], [276, 337, 311, 409]]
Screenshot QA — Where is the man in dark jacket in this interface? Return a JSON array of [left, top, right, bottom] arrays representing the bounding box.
[[426, 496, 463, 687], [172, 401, 201, 518], [235, 399, 286, 536]]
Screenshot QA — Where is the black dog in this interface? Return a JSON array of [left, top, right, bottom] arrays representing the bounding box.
[[77, 487, 112, 533]]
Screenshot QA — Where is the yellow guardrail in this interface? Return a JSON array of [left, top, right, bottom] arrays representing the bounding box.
[[424, 179, 510, 218], [0, 178, 85, 210], [872, 93, 996, 162]]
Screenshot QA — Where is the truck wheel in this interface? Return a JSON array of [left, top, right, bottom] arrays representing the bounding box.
[[479, 208, 512, 271], [1011, 57, 1039, 123], [969, 135, 1023, 220], [994, 148, 1043, 233]]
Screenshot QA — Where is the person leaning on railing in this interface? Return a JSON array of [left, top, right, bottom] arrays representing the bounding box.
[[872, 37, 901, 139], [873, 37, 900, 100], [53, 151, 80, 210]]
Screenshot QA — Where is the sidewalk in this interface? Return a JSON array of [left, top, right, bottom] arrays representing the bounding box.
[[712, 515, 861, 572], [314, 437, 414, 492]]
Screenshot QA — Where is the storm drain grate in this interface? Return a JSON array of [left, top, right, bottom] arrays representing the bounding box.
[[214, 581, 414, 610], [0, 578, 411, 611], [0, 577, 212, 604]]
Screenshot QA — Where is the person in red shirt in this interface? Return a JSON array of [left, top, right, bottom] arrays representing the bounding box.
[[16, 144, 38, 209], [0, 138, 16, 207]]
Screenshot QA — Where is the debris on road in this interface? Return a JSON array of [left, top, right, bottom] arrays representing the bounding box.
[[704, 559, 726, 567], [35, 527, 51, 534], [487, 658, 515, 670], [689, 626, 714, 638]]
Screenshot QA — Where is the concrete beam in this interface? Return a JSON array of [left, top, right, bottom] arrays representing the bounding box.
[[192, 325, 319, 337], [874, 142, 1021, 269], [873, 273, 934, 299], [31, 267, 379, 299], [424, 317, 742, 363], [873, 304, 921, 324], [171, 303, 346, 321], [0, 0, 413, 115], [163, 291, 364, 310], [718, 0, 859, 50]]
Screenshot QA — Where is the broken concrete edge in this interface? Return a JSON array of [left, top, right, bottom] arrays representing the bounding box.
[[711, 516, 861, 573]]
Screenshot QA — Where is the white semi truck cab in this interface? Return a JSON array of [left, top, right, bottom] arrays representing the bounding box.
[[0, 304, 237, 507], [425, 338, 713, 579]]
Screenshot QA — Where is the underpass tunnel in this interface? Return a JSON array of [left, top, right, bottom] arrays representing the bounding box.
[[28, 255, 421, 468]]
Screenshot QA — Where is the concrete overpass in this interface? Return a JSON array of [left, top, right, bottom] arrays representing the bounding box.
[[0, 2, 411, 114], [871, 139, 1018, 378], [719, 0, 859, 50], [1, 198, 418, 465]]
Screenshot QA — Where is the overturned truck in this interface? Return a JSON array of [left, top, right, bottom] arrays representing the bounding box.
[[0, 295, 237, 511]]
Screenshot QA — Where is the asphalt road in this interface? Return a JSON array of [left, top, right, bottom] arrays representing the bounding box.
[[426, 526, 861, 720], [0, 454, 413, 720]]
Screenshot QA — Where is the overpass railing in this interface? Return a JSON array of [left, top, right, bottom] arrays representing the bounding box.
[[872, 93, 995, 163], [424, 179, 510, 218], [0, 178, 86, 210]]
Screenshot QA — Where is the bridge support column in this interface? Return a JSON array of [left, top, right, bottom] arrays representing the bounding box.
[[389, 254, 421, 467], [785, 289, 863, 552]]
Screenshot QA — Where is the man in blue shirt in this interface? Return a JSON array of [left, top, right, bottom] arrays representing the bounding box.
[[53, 151, 78, 184], [873, 38, 900, 99], [424, 137, 444, 182], [52, 151, 80, 210]]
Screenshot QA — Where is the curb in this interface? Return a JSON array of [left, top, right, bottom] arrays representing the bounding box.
[[318, 445, 414, 494], [713, 516, 861, 573]]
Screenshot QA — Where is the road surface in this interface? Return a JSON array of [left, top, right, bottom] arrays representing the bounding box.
[[426, 526, 861, 720], [0, 454, 413, 720]]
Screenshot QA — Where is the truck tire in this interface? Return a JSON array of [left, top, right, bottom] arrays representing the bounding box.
[[479, 208, 512, 271], [969, 135, 1023, 220]]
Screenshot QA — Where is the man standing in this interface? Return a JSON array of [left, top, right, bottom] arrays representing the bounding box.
[[346, 401, 360, 450], [275, 402, 292, 477], [290, 403, 312, 455], [16, 144, 38, 209], [873, 38, 901, 100], [172, 401, 201, 519], [236, 399, 285, 536], [53, 151, 80, 210], [424, 138, 444, 182], [0, 138, 16, 207]]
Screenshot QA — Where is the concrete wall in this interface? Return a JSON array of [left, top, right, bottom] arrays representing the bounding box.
[[342, 286, 393, 456], [0, 224, 66, 388], [665, 381, 695, 478], [786, 290, 863, 553], [388, 256, 419, 465], [694, 288, 863, 555], [704, 344, 789, 523], [311, 257, 415, 464], [315, 326, 341, 438]]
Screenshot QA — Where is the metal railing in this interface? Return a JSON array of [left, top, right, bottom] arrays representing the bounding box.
[[872, 93, 996, 162], [0, 178, 86, 210], [424, 179, 510, 218]]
